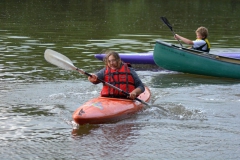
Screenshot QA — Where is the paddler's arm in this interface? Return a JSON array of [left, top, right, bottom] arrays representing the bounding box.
[[88, 74, 99, 84], [129, 87, 143, 100], [174, 34, 193, 45], [128, 68, 145, 100], [88, 68, 105, 84]]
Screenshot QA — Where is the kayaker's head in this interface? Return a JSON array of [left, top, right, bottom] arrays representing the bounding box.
[[103, 50, 122, 70], [196, 26, 208, 39]]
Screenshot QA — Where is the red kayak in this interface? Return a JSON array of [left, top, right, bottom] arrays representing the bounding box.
[[73, 87, 151, 125]]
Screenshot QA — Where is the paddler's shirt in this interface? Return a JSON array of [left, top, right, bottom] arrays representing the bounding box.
[[95, 65, 145, 93], [192, 39, 210, 52]]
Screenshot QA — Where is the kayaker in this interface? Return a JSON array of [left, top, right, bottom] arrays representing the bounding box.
[[174, 26, 210, 52], [88, 50, 145, 100]]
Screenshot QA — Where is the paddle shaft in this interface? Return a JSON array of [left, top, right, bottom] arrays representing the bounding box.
[[76, 68, 149, 106], [161, 17, 183, 47]]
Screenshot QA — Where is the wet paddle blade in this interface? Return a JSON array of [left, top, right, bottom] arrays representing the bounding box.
[[160, 17, 183, 47], [44, 49, 77, 71], [161, 17, 173, 31]]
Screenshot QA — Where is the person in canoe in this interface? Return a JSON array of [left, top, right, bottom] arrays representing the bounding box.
[[88, 50, 145, 100], [174, 26, 211, 52]]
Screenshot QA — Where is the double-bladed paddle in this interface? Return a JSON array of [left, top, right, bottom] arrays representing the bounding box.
[[44, 49, 151, 107], [161, 17, 183, 47]]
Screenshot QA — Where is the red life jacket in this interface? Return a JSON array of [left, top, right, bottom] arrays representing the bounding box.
[[101, 63, 135, 98]]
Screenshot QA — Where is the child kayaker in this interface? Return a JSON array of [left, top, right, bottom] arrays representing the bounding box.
[[174, 26, 210, 52], [88, 50, 145, 100]]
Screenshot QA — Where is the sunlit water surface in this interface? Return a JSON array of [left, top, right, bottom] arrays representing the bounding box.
[[1, 0, 240, 159]]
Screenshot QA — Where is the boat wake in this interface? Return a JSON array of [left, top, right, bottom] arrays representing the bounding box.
[[140, 102, 207, 121]]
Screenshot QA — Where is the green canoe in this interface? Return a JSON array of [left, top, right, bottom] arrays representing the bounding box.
[[153, 41, 240, 79]]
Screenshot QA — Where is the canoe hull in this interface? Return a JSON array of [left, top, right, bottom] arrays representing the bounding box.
[[153, 41, 240, 79], [73, 87, 151, 125], [95, 53, 155, 64]]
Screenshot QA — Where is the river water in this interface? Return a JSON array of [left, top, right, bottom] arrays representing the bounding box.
[[1, 0, 240, 159]]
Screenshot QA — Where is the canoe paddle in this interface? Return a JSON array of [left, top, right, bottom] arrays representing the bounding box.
[[44, 49, 151, 107], [161, 17, 183, 47]]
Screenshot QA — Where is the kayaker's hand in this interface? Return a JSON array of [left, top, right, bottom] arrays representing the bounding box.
[[88, 74, 98, 83], [174, 34, 180, 40], [128, 92, 137, 100]]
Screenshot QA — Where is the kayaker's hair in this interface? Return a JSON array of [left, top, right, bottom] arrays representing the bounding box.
[[196, 27, 208, 39], [102, 50, 121, 66]]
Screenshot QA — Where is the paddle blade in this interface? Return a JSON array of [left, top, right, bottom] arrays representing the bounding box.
[[44, 49, 77, 71], [161, 17, 173, 31]]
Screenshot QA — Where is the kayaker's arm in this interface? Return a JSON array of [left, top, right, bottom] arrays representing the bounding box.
[[129, 67, 145, 94], [88, 74, 100, 84], [88, 68, 105, 84], [129, 87, 143, 100], [174, 34, 193, 45]]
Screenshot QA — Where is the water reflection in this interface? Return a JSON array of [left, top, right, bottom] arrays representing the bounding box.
[[151, 72, 240, 88], [72, 124, 99, 137], [1, 0, 240, 159], [71, 122, 138, 159]]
